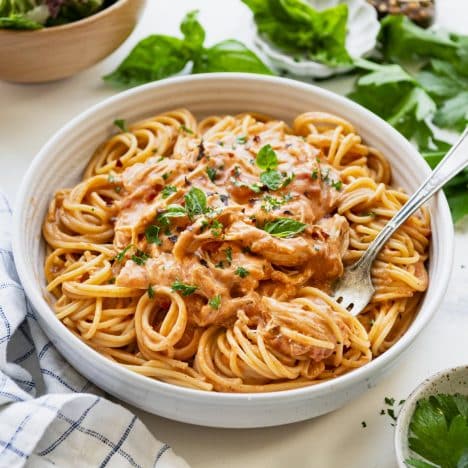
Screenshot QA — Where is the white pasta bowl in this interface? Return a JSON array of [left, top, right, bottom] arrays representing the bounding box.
[[13, 74, 453, 428], [252, 0, 380, 78]]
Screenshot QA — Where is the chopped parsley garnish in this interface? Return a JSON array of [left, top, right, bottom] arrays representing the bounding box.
[[215, 261, 224, 269], [385, 397, 395, 406], [256, 144, 278, 170], [131, 249, 149, 265], [262, 218, 307, 238], [114, 186, 122, 193], [210, 219, 224, 237], [311, 169, 319, 180], [161, 185, 177, 199], [225, 247, 232, 264], [233, 166, 241, 178], [331, 180, 343, 191], [184, 187, 208, 219], [147, 284, 155, 299], [114, 244, 133, 262], [261, 193, 292, 212], [206, 167, 217, 182], [114, 119, 127, 132], [236, 135, 247, 144], [145, 225, 162, 245], [162, 171, 172, 181], [235, 267, 249, 278], [171, 280, 197, 296], [108, 173, 115, 183], [180, 125, 194, 134], [209, 294, 221, 309]]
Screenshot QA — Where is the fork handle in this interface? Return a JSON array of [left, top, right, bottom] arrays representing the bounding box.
[[355, 128, 468, 269]]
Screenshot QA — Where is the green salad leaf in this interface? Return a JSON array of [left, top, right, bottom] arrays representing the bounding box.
[[407, 394, 468, 468], [104, 10, 272, 88], [242, 0, 352, 66]]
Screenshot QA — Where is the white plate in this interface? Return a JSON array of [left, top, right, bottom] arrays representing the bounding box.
[[252, 0, 380, 78], [13, 73, 453, 428]]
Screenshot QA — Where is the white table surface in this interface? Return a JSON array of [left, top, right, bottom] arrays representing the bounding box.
[[2, 1, 468, 467]]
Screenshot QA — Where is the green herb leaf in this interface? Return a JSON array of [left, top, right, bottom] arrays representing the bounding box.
[[145, 225, 162, 245], [180, 125, 194, 134], [103, 35, 191, 88], [131, 249, 149, 265], [208, 294, 221, 309], [235, 267, 249, 278], [192, 39, 273, 75], [260, 170, 283, 190], [206, 167, 217, 182], [114, 119, 127, 132], [256, 144, 278, 171], [180, 9, 205, 50], [171, 280, 198, 296], [161, 185, 177, 199], [114, 244, 133, 263], [243, 0, 352, 66], [225, 247, 232, 264], [184, 187, 207, 218], [407, 394, 468, 468], [147, 284, 155, 299], [236, 136, 247, 144], [379, 14, 458, 64], [262, 218, 306, 238], [210, 219, 224, 237]]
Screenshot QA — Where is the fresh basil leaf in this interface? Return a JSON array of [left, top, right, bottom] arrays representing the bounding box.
[[379, 14, 458, 64], [0, 14, 42, 29], [434, 92, 468, 132], [180, 9, 205, 50], [184, 187, 207, 218], [243, 0, 352, 66], [103, 35, 191, 88], [171, 280, 198, 296], [193, 39, 273, 75], [260, 170, 283, 190], [262, 217, 306, 238], [256, 144, 278, 170]]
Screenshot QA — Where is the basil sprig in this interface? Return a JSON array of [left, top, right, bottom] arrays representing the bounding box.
[[262, 218, 307, 238], [255, 145, 294, 191], [104, 10, 272, 88]]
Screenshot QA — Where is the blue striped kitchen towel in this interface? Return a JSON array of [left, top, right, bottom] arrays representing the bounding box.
[[0, 190, 190, 468]]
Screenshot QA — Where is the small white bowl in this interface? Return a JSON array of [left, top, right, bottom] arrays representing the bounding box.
[[253, 0, 380, 78], [13, 74, 453, 428], [395, 366, 468, 467]]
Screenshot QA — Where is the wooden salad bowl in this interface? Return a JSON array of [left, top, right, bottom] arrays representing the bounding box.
[[0, 0, 146, 83]]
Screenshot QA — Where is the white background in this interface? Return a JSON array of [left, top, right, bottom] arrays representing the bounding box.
[[1, 1, 468, 467]]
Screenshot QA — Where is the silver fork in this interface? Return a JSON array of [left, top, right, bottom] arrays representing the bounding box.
[[332, 128, 468, 316]]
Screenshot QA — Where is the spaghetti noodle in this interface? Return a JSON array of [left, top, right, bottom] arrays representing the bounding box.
[[43, 109, 430, 392]]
